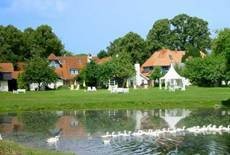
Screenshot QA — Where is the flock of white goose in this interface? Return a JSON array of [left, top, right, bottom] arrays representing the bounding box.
[[101, 124, 230, 144]]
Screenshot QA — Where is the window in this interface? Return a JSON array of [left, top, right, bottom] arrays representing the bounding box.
[[70, 69, 79, 75], [143, 67, 153, 73], [49, 61, 60, 68]]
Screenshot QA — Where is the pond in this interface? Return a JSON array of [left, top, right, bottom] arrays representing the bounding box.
[[0, 108, 230, 155]]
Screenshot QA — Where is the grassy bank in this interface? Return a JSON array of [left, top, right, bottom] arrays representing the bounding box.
[[0, 141, 73, 155], [0, 87, 229, 112]]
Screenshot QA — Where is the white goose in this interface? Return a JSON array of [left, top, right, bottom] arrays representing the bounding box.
[[101, 132, 111, 138], [0, 134, 2, 140], [46, 135, 60, 144]]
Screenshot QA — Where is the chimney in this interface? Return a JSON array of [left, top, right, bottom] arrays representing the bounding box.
[[135, 63, 141, 86]]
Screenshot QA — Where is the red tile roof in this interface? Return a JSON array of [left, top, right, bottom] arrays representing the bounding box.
[[48, 53, 58, 60], [48, 53, 89, 80], [142, 49, 185, 68], [0, 63, 14, 72]]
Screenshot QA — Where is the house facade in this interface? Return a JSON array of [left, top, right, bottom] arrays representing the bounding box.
[[48, 53, 89, 87], [141, 49, 185, 77], [0, 63, 20, 91], [127, 63, 149, 88]]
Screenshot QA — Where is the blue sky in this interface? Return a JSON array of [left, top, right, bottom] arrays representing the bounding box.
[[0, 0, 230, 55]]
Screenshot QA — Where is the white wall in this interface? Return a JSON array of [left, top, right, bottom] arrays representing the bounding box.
[[48, 80, 64, 89], [30, 80, 64, 91], [127, 64, 148, 87], [0, 81, 8, 92]]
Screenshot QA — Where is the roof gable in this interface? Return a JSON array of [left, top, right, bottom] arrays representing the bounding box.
[[0, 63, 14, 72], [142, 49, 185, 68]]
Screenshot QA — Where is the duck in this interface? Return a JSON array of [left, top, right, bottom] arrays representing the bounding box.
[[111, 132, 118, 138], [101, 132, 111, 138], [223, 125, 230, 132], [122, 130, 131, 137], [132, 130, 144, 137], [46, 135, 60, 144]]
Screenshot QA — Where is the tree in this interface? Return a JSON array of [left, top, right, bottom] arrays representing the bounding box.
[[146, 19, 173, 54], [170, 14, 211, 54], [84, 61, 100, 87], [22, 57, 58, 90], [0, 25, 24, 63], [212, 28, 230, 72], [97, 61, 115, 87], [149, 66, 163, 86], [97, 50, 108, 58], [0, 24, 65, 63], [149, 66, 162, 80], [29, 25, 64, 58], [110, 52, 135, 87], [146, 14, 211, 59], [107, 32, 147, 64], [183, 55, 226, 86]]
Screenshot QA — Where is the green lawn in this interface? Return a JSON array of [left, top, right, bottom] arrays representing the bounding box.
[[0, 87, 229, 112], [0, 141, 73, 155]]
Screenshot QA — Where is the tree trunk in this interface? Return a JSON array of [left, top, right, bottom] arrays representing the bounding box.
[[122, 78, 127, 88], [38, 82, 41, 91]]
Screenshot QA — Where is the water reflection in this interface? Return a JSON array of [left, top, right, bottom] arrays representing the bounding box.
[[0, 108, 229, 154]]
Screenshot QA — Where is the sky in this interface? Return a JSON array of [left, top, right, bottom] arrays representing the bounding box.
[[0, 0, 230, 55]]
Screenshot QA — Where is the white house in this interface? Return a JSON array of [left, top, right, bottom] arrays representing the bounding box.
[[0, 63, 15, 92], [127, 64, 149, 88]]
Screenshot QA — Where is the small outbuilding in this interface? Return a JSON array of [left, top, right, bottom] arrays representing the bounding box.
[[159, 64, 186, 91]]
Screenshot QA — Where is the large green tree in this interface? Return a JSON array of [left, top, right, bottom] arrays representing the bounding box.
[[107, 32, 147, 64], [21, 57, 58, 90], [110, 52, 135, 87], [146, 14, 211, 59], [97, 61, 115, 87], [28, 25, 64, 58], [146, 19, 172, 54], [212, 28, 230, 72], [0, 25, 24, 63], [171, 14, 211, 52], [84, 61, 100, 87], [0, 24, 65, 63], [183, 55, 226, 86]]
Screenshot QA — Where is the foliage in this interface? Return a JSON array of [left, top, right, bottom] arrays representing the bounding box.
[[19, 111, 58, 133], [17, 73, 28, 89], [97, 50, 108, 58], [146, 14, 211, 59], [0, 24, 64, 63], [84, 61, 100, 86], [78, 53, 134, 87], [0, 25, 24, 63], [183, 55, 226, 86], [212, 28, 230, 72], [22, 57, 58, 90], [149, 66, 162, 80], [110, 52, 135, 87], [146, 19, 172, 54], [97, 61, 115, 87], [170, 14, 211, 52], [107, 32, 147, 64]]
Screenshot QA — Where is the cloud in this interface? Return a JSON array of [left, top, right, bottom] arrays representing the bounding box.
[[4, 0, 74, 18]]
